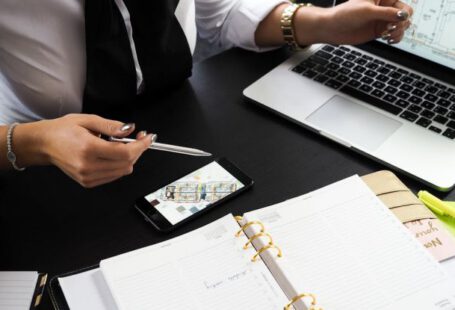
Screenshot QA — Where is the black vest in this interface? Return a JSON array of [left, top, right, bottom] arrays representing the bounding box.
[[83, 0, 193, 115]]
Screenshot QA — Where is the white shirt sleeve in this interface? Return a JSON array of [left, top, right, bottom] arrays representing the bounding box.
[[195, 0, 289, 52]]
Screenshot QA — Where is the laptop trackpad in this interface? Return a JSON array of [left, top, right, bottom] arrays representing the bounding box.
[[306, 95, 402, 151]]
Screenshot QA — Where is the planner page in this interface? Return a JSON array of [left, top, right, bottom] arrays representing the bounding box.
[[100, 214, 288, 310], [0, 272, 38, 310], [242, 176, 455, 310]]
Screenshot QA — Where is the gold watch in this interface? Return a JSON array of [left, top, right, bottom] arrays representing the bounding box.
[[280, 3, 312, 50]]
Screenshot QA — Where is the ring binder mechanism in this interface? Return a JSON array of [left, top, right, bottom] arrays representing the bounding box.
[[252, 244, 282, 262], [243, 232, 273, 249], [284, 293, 323, 310], [235, 220, 265, 237]]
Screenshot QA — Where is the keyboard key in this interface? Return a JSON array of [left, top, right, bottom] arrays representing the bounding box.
[[425, 85, 439, 94], [355, 58, 368, 65], [396, 99, 409, 108], [443, 128, 455, 139], [409, 96, 423, 105], [422, 78, 434, 85], [390, 72, 402, 80], [396, 91, 410, 99], [360, 84, 373, 93], [314, 75, 329, 83], [416, 117, 431, 128], [349, 71, 362, 79], [434, 106, 448, 115], [373, 59, 385, 66], [362, 55, 373, 61], [409, 73, 421, 80], [344, 54, 357, 61], [332, 56, 344, 64], [322, 45, 335, 52], [336, 75, 349, 83], [429, 126, 442, 133], [312, 57, 330, 67], [378, 67, 391, 75], [314, 65, 328, 74], [292, 66, 305, 73], [448, 111, 455, 120], [437, 98, 451, 107], [353, 65, 366, 73], [325, 79, 343, 89], [342, 61, 355, 68], [384, 94, 398, 104], [388, 79, 401, 87], [450, 95, 455, 102], [372, 81, 386, 89], [409, 104, 422, 113], [334, 49, 345, 57], [372, 89, 385, 98], [397, 68, 409, 75], [352, 50, 362, 57], [439, 91, 451, 99], [400, 111, 419, 122], [339, 46, 351, 52], [315, 50, 333, 60], [421, 101, 435, 110], [447, 121, 455, 129], [401, 76, 414, 84], [385, 64, 397, 70], [412, 89, 426, 97], [326, 70, 338, 78], [303, 69, 318, 79], [348, 80, 361, 88], [434, 82, 447, 90], [377, 74, 389, 82], [338, 68, 351, 75], [421, 109, 435, 119], [434, 115, 448, 125], [399, 84, 413, 92], [366, 63, 379, 70], [365, 70, 378, 78], [413, 81, 427, 89], [384, 86, 398, 94], [328, 63, 339, 71], [340, 85, 403, 115], [424, 93, 438, 102], [361, 76, 374, 85]]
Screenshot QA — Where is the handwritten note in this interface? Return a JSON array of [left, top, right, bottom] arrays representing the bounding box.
[[405, 219, 455, 261]]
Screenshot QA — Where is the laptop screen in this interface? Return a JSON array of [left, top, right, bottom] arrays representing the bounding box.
[[391, 0, 455, 70]]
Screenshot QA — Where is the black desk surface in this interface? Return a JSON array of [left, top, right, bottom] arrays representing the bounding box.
[[1, 47, 454, 309]]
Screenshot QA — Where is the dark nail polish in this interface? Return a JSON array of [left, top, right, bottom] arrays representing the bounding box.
[[397, 10, 409, 21]]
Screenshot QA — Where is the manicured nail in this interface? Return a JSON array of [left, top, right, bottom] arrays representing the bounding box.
[[381, 32, 392, 40], [387, 24, 397, 31], [388, 38, 396, 45], [397, 10, 409, 21], [120, 123, 135, 132], [139, 130, 147, 138], [151, 134, 158, 143]]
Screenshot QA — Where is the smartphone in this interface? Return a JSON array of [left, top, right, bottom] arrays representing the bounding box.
[[135, 158, 253, 232]]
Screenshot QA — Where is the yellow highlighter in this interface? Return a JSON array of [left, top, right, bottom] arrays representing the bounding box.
[[418, 190, 455, 219]]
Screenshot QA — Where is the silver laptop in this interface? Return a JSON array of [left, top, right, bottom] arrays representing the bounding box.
[[243, 1, 455, 191]]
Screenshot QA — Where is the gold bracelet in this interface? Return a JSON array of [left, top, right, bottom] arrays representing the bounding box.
[[280, 3, 312, 50]]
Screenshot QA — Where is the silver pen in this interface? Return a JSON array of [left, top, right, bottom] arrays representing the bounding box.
[[109, 137, 212, 157]]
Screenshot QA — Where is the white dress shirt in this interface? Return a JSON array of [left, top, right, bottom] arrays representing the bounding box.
[[0, 0, 285, 125]]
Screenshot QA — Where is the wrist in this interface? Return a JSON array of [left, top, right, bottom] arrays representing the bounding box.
[[14, 121, 51, 167], [294, 6, 332, 46]]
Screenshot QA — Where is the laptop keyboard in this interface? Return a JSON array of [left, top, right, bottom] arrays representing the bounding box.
[[292, 45, 455, 140]]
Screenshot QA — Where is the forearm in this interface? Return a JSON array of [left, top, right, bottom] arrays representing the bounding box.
[[255, 3, 330, 47], [0, 122, 49, 170]]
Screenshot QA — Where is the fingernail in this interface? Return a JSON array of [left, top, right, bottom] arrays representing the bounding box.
[[388, 38, 396, 45], [150, 134, 158, 143], [120, 123, 135, 132], [397, 10, 409, 21], [381, 32, 392, 40], [139, 130, 147, 138], [387, 24, 397, 31]]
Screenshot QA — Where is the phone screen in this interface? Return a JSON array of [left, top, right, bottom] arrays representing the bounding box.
[[143, 161, 245, 225]]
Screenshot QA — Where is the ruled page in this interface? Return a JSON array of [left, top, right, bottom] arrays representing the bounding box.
[[243, 176, 455, 310], [0, 272, 38, 310], [100, 214, 288, 310]]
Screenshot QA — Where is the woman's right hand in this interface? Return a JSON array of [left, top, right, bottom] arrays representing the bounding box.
[[15, 114, 153, 188]]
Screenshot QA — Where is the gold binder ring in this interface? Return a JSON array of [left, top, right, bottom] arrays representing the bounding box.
[[235, 221, 265, 237], [284, 293, 323, 310], [251, 244, 282, 262], [243, 232, 274, 249]]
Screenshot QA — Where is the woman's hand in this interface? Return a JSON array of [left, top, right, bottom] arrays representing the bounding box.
[[14, 114, 153, 188], [295, 0, 413, 46]]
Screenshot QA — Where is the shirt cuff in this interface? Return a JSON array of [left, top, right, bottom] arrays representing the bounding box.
[[222, 0, 290, 52]]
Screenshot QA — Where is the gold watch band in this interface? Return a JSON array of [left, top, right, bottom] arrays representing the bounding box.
[[280, 3, 312, 50]]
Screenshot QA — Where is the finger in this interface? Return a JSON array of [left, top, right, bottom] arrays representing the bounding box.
[[77, 114, 135, 137], [90, 133, 153, 161], [369, 5, 409, 23], [392, 1, 414, 18]]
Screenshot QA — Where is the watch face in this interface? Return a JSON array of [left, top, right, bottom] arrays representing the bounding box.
[[7, 151, 16, 162]]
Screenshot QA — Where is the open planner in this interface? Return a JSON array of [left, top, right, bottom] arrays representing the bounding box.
[[49, 175, 455, 310]]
